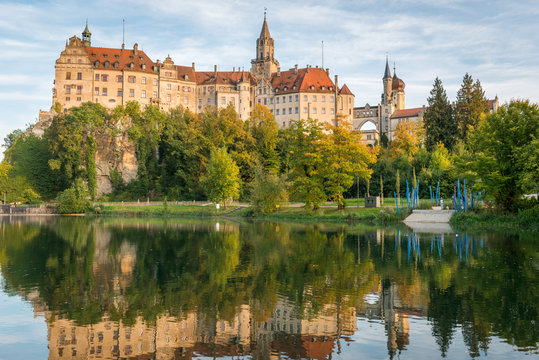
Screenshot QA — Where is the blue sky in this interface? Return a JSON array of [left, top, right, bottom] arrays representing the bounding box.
[[0, 0, 538, 144]]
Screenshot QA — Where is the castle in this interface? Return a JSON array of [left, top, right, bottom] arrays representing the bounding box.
[[51, 17, 355, 128]]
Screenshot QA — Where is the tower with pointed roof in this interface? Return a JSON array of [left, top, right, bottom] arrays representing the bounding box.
[[251, 12, 279, 81], [382, 57, 392, 105], [82, 21, 91, 47]]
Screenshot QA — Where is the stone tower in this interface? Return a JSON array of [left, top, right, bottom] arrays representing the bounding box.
[[382, 57, 392, 104], [250, 13, 279, 81], [380, 57, 393, 137], [392, 67, 405, 111], [82, 21, 91, 47]]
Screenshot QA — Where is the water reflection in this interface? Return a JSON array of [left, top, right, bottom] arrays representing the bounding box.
[[0, 217, 537, 359]]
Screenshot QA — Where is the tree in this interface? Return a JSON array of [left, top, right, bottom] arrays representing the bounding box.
[[249, 105, 280, 172], [456, 74, 489, 141], [202, 147, 241, 207], [390, 120, 422, 159], [319, 119, 377, 209], [249, 162, 288, 214], [423, 78, 458, 151], [470, 100, 539, 210], [56, 178, 91, 214]]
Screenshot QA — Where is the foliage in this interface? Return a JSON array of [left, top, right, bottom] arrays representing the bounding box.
[[249, 105, 280, 172], [390, 120, 422, 159], [249, 163, 288, 214], [56, 178, 92, 214], [469, 100, 539, 210], [0, 175, 40, 204], [202, 147, 241, 207], [423, 77, 458, 151], [455, 73, 489, 141]]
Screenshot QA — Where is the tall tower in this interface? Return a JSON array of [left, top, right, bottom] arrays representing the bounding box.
[[82, 20, 91, 47], [250, 12, 279, 80], [392, 67, 405, 110], [380, 57, 394, 138], [382, 56, 392, 105]]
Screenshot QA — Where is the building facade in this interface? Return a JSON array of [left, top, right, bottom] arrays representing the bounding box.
[[50, 17, 353, 128]]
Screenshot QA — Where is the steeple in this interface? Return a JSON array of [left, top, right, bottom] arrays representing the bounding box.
[[260, 10, 271, 38], [251, 10, 279, 80], [82, 20, 91, 47], [383, 56, 391, 79]]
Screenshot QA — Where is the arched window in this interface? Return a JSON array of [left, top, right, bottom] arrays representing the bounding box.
[[104, 61, 110, 68], [94, 61, 100, 68], [114, 62, 119, 69]]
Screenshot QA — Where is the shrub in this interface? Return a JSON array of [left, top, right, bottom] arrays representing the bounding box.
[[249, 164, 288, 214], [56, 179, 92, 214]]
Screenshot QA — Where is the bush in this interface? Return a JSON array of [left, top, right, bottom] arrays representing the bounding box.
[[56, 179, 92, 214], [249, 165, 288, 214]]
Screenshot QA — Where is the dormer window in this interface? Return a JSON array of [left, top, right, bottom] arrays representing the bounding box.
[[141, 64, 146, 70], [292, 85, 296, 90], [94, 61, 100, 68], [310, 85, 315, 90], [115, 54, 119, 58], [104, 61, 110, 68], [103, 54, 108, 58], [129, 63, 134, 70], [113, 62, 119, 69], [129, 55, 134, 59], [321, 86, 325, 90], [284, 86, 288, 91], [92, 53, 96, 57], [275, 88, 279, 93], [329, 86, 333, 91], [184, 74, 188, 80]]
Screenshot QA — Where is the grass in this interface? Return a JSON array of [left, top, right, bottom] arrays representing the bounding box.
[[450, 209, 539, 232], [97, 204, 230, 217]]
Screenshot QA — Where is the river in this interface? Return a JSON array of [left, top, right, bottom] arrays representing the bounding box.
[[0, 216, 536, 359]]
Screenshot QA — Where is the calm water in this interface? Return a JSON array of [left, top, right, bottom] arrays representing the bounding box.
[[0, 217, 537, 360]]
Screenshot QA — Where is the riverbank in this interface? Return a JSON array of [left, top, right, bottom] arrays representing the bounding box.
[[96, 203, 402, 224], [450, 208, 539, 232]]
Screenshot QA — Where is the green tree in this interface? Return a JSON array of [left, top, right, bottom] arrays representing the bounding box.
[[470, 100, 539, 210], [456, 74, 489, 141], [249, 162, 288, 214], [319, 120, 377, 209], [423, 78, 458, 151], [56, 178, 91, 214], [202, 147, 241, 207], [249, 105, 280, 171]]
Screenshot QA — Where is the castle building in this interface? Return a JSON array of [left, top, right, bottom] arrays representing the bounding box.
[[50, 16, 354, 127]]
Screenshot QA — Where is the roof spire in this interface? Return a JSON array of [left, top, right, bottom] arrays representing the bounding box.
[[384, 55, 391, 79], [260, 9, 271, 38]]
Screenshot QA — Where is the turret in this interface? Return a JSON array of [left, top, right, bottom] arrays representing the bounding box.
[[250, 11, 279, 80], [382, 56, 392, 104], [82, 20, 91, 47]]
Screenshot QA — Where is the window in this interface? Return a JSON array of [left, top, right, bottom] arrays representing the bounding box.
[[282, 108, 286, 114], [289, 95, 292, 102], [330, 108, 335, 114], [264, 98, 267, 105], [66, 86, 71, 94], [66, 97, 70, 101], [282, 121, 285, 127], [76, 97, 81, 101], [184, 96, 189, 104], [303, 107, 308, 113], [276, 109, 280, 115], [113, 62, 119, 69], [117, 89, 122, 97], [66, 72, 71, 80], [95, 87, 99, 95], [76, 86, 82, 95], [142, 77, 146, 84], [102, 74, 109, 82], [102, 88, 107, 96], [313, 95, 317, 102], [67, 59, 71, 63], [166, 83, 171, 90], [221, 97, 226, 105], [283, 96, 286, 103], [322, 108, 326, 114], [276, 97, 280, 104], [367, 135, 372, 140], [263, 87, 267, 94], [295, 107, 299, 114], [95, 74, 100, 81], [295, 95, 299, 101], [258, 88, 262, 95], [207, 98, 211, 105], [322, 95, 326, 102], [104, 61, 109, 68], [270, 98, 274, 104], [303, 95, 308, 101], [129, 89, 134, 97], [128, 76, 136, 83], [198, 99, 202, 106], [231, 97, 235, 105], [312, 107, 317, 114], [153, 91, 157, 98], [330, 96, 335, 102], [141, 90, 146, 98], [166, 94, 171, 102], [165, 71, 172, 77], [153, 78, 158, 86], [288, 107, 292, 114], [258, 99, 261, 104], [77, 72, 82, 80]]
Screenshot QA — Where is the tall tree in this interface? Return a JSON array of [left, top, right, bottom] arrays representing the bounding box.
[[456, 74, 489, 141], [423, 78, 458, 151], [389, 120, 422, 159], [202, 147, 241, 207], [470, 100, 539, 210], [248, 104, 280, 172]]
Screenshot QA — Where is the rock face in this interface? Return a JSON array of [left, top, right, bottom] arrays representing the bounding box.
[[33, 110, 139, 197]]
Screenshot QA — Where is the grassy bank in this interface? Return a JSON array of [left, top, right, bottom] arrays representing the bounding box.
[[450, 208, 539, 232], [97, 203, 402, 224]]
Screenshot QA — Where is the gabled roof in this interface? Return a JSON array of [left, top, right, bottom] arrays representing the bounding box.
[[174, 65, 197, 82], [390, 107, 424, 119], [271, 67, 336, 94], [195, 71, 254, 86], [85, 46, 156, 74], [339, 83, 353, 95]]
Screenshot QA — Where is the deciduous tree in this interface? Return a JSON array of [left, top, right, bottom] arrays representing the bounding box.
[[202, 147, 241, 207]]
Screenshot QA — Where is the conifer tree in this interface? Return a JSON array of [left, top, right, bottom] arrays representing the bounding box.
[[423, 78, 458, 151], [456, 73, 489, 141]]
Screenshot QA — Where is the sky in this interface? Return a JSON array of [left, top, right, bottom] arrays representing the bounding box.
[[0, 0, 538, 144]]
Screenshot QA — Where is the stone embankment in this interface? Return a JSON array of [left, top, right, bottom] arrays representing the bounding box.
[[403, 209, 454, 233], [0, 205, 56, 215]]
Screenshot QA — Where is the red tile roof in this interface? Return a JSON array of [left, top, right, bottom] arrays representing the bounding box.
[[339, 83, 353, 95], [174, 65, 197, 82], [391, 107, 423, 119], [271, 67, 336, 94], [85, 46, 156, 74], [195, 71, 254, 85]]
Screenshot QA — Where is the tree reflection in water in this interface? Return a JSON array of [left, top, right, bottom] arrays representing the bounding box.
[[0, 217, 536, 359]]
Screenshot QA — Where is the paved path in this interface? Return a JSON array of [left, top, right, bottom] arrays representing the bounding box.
[[404, 209, 454, 223]]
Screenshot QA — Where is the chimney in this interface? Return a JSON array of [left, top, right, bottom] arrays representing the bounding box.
[[277, 67, 281, 77], [294, 64, 298, 74], [306, 65, 310, 73], [326, 68, 329, 75], [192, 62, 195, 70], [121, 43, 125, 51], [133, 43, 138, 55], [233, 67, 235, 72], [334, 75, 339, 89], [214, 64, 217, 76]]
